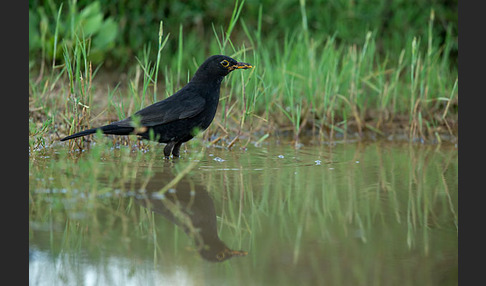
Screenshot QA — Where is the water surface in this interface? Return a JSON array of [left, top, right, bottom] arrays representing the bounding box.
[[29, 140, 458, 285]]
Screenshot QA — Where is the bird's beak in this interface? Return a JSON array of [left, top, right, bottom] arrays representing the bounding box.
[[229, 249, 248, 257], [231, 62, 253, 70]]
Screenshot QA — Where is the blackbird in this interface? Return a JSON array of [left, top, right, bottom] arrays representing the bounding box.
[[60, 55, 252, 157], [135, 177, 248, 262]]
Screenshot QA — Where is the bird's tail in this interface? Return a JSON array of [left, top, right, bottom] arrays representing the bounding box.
[[60, 125, 134, 141]]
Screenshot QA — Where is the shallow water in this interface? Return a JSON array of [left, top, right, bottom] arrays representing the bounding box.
[[29, 140, 458, 285]]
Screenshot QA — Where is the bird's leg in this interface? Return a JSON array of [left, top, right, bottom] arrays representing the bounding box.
[[172, 142, 183, 157], [164, 142, 175, 158]]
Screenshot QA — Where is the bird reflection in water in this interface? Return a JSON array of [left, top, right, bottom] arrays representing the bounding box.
[[136, 178, 247, 262]]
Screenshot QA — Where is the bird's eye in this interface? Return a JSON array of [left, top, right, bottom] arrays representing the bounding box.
[[220, 60, 230, 67], [216, 252, 226, 260]]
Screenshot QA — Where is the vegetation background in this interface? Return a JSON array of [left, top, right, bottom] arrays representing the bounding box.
[[28, 0, 458, 150], [29, 3, 459, 283]]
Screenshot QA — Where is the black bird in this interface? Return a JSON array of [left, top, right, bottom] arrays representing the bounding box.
[[135, 178, 248, 262], [60, 55, 253, 157]]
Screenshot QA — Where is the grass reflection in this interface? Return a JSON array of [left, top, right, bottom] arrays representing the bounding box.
[[29, 141, 457, 285]]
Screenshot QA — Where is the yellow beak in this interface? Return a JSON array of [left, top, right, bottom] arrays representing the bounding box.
[[232, 62, 253, 70]]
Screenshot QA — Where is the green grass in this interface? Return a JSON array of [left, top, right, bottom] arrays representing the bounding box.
[[29, 1, 458, 152], [29, 0, 457, 67], [29, 3, 457, 283]]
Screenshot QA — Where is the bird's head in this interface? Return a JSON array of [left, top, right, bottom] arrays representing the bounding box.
[[193, 55, 253, 81], [196, 235, 248, 262]]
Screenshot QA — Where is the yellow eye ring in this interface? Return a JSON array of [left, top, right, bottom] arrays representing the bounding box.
[[216, 252, 226, 260], [220, 60, 230, 67]]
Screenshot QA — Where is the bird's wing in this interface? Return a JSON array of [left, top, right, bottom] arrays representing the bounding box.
[[115, 90, 206, 128]]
